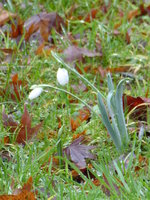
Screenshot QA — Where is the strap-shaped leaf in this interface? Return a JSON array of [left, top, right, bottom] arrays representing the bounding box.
[[115, 79, 128, 146], [98, 92, 122, 151], [107, 73, 116, 111], [107, 91, 122, 149], [107, 73, 114, 92]]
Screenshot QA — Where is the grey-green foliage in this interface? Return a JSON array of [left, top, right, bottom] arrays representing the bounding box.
[[98, 73, 129, 153]]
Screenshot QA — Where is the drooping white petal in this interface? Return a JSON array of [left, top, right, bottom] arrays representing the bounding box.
[[28, 87, 43, 100], [57, 68, 69, 86]]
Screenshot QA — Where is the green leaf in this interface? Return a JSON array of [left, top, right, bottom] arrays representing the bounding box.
[[107, 91, 122, 148], [107, 73, 114, 92], [98, 92, 122, 151], [115, 79, 128, 146]]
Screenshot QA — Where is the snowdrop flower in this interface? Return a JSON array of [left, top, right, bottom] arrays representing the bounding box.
[[57, 68, 69, 86], [28, 87, 43, 100]]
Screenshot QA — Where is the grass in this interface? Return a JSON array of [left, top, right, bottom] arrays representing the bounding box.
[[0, 0, 150, 199]]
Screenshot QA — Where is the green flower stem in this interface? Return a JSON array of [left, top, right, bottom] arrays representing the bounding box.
[[51, 51, 105, 99], [32, 84, 98, 116]]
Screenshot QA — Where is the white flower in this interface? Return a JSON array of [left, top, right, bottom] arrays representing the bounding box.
[[57, 68, 69, 86], [28, 87, 43, 100]]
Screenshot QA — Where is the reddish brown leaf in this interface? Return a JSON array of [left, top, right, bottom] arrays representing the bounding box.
[[0, 73, 25, 101], [135, 155, 148, 173], [63, 45, 101, 63], [71, 164, 95, 183], [72, 130, 86, 140], [145, 88, 149, 98], [127, 4, 150, 21], [78, 107, 91, 121], [76, 65, 91, 74], [127, 9, 139, 21], [97, 66, 107, 78], [85, 8, 99, 22], [92, 179, 101, 186], [57, 117, 62, 129], [123, 94, 150, 121], [0, 177, 36, 200], [70, 118, 81, 132], [126, 29, 131, 44], [70, 107, 91, 132], [63, 136, 95, 169], [114, 21, 122, 30], [35, 43, 56, 56], [96, 66, 132, 79], [0, 48, 15, 54], [2, 105, 42, 144], [0, 7, 17, 26], [107, 66, 131, 73], [21, 105, 31, 127], [24, 12, 66, 42], [10, 19, 24, 38], [139, 4, 150, 16], [10, 74, 23, 101]]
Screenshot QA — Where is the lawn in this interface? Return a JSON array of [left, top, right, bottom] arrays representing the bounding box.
[[0, 0, 150, 199]]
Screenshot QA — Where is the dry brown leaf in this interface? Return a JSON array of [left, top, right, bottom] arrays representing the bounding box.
[[70, 107, 91, 132], [0, 177, 36, 200], [1, 73, 24, 101], [0, 7, 17, 26], [128, 9, 139, 21], [63, 45, 101, 63], [63, 136, 95, 169], [71, 81, 88, 93], [24, 12, 66, 42], [2, 105, 42, 144], [123, 94, 150, 121]]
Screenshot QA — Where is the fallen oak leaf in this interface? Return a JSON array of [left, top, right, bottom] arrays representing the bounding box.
[[2, 105, 42, 144], [63, 136, 96, 169]]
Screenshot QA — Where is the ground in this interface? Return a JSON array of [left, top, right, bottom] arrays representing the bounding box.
[[0, 0, 150, 199]]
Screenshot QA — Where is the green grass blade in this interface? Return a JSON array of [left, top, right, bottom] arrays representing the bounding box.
[[113, 162, 130, 193]]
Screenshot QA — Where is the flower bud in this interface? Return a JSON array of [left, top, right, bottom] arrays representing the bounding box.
[[28, 87, 43, 100], [57, 68, 69, 86]]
